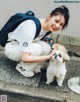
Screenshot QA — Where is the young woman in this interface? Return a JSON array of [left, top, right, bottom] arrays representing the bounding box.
[[5, 5, 70, 77]]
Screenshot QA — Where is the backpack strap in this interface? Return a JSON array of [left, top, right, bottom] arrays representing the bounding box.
[[25, 10, 41, 39], [33, 18, 41, 39], [11, 13, 41, 39], [41, 31, 51, 40]]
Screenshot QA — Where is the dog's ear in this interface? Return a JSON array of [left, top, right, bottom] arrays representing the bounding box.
[[63, 52, 70, 62]]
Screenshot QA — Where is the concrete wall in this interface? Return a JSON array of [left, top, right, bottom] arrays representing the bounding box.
[[0, 0, 80, 37]]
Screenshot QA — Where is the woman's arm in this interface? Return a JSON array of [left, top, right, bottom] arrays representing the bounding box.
[[21, 51, 53, 63]]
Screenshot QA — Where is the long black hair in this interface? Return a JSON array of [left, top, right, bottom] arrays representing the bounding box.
[[50, 5, 70, 29]]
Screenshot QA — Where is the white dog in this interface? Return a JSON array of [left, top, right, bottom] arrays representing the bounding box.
[[46, 49, 70, 87]]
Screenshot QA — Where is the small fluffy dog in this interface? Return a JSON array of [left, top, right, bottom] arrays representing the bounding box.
[[46, 45, 70, 87]]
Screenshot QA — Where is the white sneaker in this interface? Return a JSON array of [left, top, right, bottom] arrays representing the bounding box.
[[16, 64, 34, 77]]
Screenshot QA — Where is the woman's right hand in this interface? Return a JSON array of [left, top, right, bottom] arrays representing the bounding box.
[[47, 51, 54, 60]]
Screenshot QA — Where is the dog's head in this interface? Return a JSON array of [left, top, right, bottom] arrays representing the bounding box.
[[51, 50, 70, 63]]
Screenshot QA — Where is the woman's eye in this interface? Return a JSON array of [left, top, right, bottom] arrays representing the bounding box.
[[55, 20, 59, 23], [58, 54, 62, 57]]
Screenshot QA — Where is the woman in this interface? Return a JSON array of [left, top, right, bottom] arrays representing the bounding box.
[[5, 5, 70, 77]]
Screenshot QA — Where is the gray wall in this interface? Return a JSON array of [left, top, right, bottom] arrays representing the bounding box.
[[0, 0, 80, 37]]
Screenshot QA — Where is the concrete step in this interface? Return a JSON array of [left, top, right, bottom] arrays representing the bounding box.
[[0, 90, 61, 102], [0, 49, 80, 102]]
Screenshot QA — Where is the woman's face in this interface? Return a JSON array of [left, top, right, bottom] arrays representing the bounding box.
[[47, 14, 65, 32]]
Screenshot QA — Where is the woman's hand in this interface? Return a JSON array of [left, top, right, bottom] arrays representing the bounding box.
[[46, 51, 54, 60], [21, 51, 54, 63]]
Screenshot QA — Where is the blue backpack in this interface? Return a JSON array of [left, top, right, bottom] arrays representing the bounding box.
[[0, 11, 42, 47], [0, 11, 51, 47]]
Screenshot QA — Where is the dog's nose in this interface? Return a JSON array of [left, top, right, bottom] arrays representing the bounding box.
[[54, 55, 57, 59]]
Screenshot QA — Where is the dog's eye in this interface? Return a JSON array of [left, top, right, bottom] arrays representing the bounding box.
[[58, 54, 62, 57]]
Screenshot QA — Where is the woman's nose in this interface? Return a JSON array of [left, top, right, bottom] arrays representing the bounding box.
[[56, 23, 60, 28]]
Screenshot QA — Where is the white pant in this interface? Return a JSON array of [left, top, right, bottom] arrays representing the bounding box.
[[5, 41, 21, 61], [5, 40, 51, 77]]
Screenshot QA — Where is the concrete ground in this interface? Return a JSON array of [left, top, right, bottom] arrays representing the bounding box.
[[0, 34, 80, 102], [0, 50, 80, 102]]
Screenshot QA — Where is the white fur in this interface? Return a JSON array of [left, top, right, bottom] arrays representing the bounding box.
[[46, 50, 70, 87]]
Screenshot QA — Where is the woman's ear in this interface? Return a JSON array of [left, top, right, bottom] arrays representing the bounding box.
[[46, 14, 51, 20]]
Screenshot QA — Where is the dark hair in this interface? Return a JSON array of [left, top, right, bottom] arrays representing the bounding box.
[[50, 5, 70, 29]]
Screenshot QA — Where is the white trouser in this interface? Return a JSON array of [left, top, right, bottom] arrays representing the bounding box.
[[5, 40, 51, 77], [5, 41, 21, 61]]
